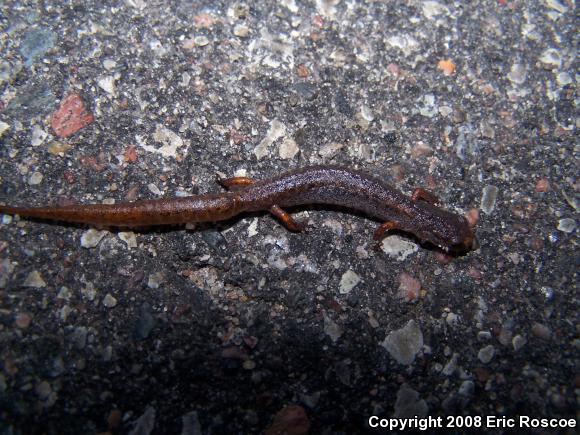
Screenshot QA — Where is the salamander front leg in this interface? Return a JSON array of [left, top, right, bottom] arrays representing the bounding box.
[[217, 176, 255, 190], [411, 188, 438, 205], [269, 205, 303, 232], [373, 221, 398, 250]]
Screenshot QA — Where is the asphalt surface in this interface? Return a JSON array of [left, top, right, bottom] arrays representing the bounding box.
[[0, 1, 577, 434]]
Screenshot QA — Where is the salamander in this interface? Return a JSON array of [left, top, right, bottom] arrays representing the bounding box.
[[0, 166, 475, 252]]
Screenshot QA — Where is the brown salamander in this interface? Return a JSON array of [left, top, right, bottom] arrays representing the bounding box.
[[0, 166, 475, 252]]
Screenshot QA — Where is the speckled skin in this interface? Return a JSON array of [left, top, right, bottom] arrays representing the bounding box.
[[0, 166, 474, 252]]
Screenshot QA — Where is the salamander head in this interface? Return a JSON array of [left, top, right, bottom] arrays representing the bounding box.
[[414, 208, 475, 253]]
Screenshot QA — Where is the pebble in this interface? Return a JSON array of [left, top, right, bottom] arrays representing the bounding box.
[[23, 270, 46, 288], [193, 35, 209, 46], [147, 272, 165, 289], [480, 185, 499, 215], [478, 345, 495, 364], [233, 24, 250, 38], [80, 229, 107, 248], [28, 171, 43, 185], [293, 82, 318, 101], [19, 27, 56, 66], [71, 326, 88, 350], [128, 406, 156, 435], [557, 218, 576, 233], [135, 302, 154, 340], [507, 63, 527, 85], [102, 293, 117, 308], [15, 313, 32, 329], [264, 405, 310, 435], [394, 384, 428, 418], [477, 331, 492, 341], [35, 380, 52, 400], [254, 119, 286, 160], [323, 312, 342, 343], [339, 269, 361, 294], [181, 411, 202, 435], [442, 353, 459, 377], [242, 360, 256, 370], [512, 334, 526, 351], [279, 137, 299, 159], [380, 236, 418, 260], [31, 125, 48, 147], [118, 231, 138, 248], [459, 380, 475, 397], [381, 320, 423, 365], [531, 322, 552, 340], [0, 121, 9, 137], [539, 48, 561, 69], [397, 272, 421, 302], [97, 75, 116, 95], [51, 93, 94, 138]]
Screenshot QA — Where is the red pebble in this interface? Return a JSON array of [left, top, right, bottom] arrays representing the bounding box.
[[51, 93, 94, 138]]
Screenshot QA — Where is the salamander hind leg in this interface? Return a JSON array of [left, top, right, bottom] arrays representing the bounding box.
[[217, 176, 255, 191], [411, 187, 439, 204], [269, 205, 303, 232]]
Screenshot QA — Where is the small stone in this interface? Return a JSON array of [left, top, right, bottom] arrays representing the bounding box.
[[458, 380, 474, 396], [20, 27, 56, 66], [339, 269, 361, 294], [35, 380, 52, 400], [279, 137, 299, 159], [128, 406, 156, 435], [233, 24, 250, 38], [193, 35, 209, 46], [265, 405, 310, 435], [381, 320, 423, 365], [535, 178, 550, 192], [254, 119, 286, 160], [437, 59, 456, 75], [118, 231, 138, 248], [181, 411, 202, 435], [15, 313, 32, 329], [556, 72, 572, 86], [480, 185, 499, 215], [243, 360, 256, 370], [51, 93, 94, 138], [23, 270, 46, 288], [103, 59, 117, 70], [293, 82, 318, 101], [28, 171, 43, 186], [539, 48, 561, 69], [512, 334, 526, 351], [531, 322, 551, 340], [317, 142, 344, 158], [135, 302, 154, 340], [80, 229, 107, 248], [380, 236, 418, 260], [507, 63, 527, 85], [478, 345, 495, 364], [71, 326, 88, 350], [102, 293, 117, 308], [397, 272, 421, 302], [323, 312, 342, 343], [97, 75, 116, 95], [0, 121, 9, 137], [31, 125, 48, 147], [147, 272, 165, 289], [411, 142, 433, 158], [394, 384, 428, 418], [557, 218, 576, 233]]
